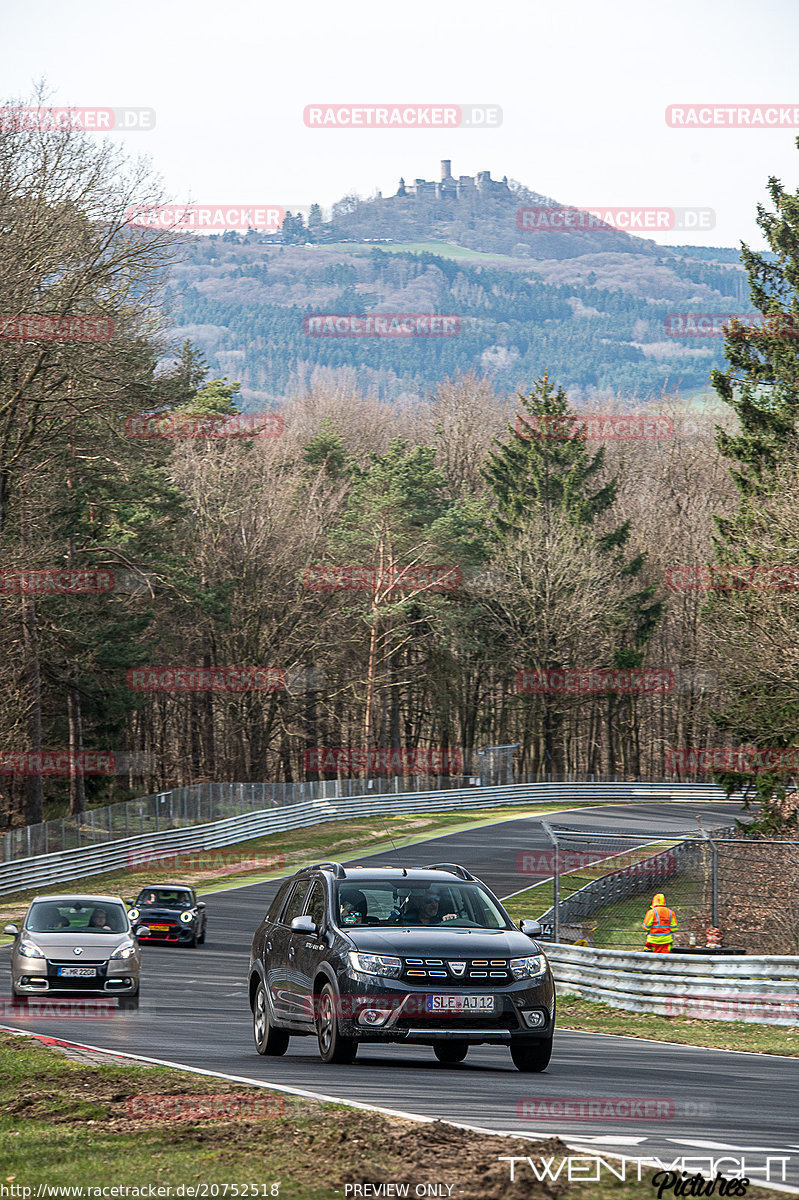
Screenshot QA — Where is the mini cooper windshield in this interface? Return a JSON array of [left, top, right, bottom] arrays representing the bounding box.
[[335, 880, 511, 929]]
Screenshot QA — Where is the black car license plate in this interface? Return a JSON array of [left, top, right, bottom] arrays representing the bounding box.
[[426, 994, 495, 1014]]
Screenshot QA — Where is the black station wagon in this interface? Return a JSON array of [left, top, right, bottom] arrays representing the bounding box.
[[248, 862, 555, 1070]]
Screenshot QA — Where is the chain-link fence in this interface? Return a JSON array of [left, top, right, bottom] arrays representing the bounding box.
[[531, 825, 799, 955]]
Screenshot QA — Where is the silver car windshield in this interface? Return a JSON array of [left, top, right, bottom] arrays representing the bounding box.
[[27, 902, 128, 934]]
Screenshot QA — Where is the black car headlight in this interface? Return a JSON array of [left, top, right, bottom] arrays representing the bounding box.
[[509, 954, 547, 980], [180, 911, 194, 924], [347, 951, 402, 979]]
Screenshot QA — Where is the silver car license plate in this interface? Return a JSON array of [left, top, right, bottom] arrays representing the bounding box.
[[426, 994, 495, 1013], [57, 967, 97, 978]]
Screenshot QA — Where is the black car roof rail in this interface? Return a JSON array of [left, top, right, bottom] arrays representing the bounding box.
[[299, 861, 347, 878], [422, 863, 475, 881]]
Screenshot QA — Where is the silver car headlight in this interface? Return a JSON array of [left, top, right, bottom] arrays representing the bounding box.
[[110, 943, 137, 960], [19, 939, 45, 960], [509, 954, 546, 980], [347, 951, 402, 979], [180, 911, 194, 924]]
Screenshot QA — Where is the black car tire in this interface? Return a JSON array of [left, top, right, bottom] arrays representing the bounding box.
[[510, 1036, 553, 1072], [316, 983, 358, 1064], [11, 988, 28, 1006], [253, 981, 290, 1056], [433, 1040, 468, 1065], [119, 991, 140, 1011], [197, 924, 206, 945]]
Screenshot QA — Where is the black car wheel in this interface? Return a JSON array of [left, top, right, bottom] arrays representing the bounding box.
[[316, 983, 357, 1064], [119, 990, 140, 1012], [433, 1040, 468, 1065], [253, 982, 290, 1056], [510, 1036, 553, 1072], [197, 923, 206, 945]]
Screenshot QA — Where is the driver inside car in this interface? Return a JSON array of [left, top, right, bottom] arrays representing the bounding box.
[[339, 888, 368, 926], [400, 890, 457, 925]]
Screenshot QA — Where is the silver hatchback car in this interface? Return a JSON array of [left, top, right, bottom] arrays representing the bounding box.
[[4, 894, 141, 1007]]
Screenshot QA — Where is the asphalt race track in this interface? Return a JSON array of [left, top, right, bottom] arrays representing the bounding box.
[[3, 801, 799, 1191]]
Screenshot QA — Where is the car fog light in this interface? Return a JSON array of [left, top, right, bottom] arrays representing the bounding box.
[[358, 1008, 391, 1027], [521, 1010, 546, 1028]]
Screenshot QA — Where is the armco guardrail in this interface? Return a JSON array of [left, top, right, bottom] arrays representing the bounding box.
[[0, 781, 729, 896], [546, 943, 799, 1025]]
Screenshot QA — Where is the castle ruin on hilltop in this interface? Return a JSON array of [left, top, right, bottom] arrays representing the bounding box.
[[394, 160, 510, 200]]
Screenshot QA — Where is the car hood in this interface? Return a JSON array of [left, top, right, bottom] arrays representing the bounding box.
[[20, 932, 132, 954], [343, 927, 543, 957]]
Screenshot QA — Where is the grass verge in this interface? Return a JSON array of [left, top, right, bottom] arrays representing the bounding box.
[[2, 1031, 787, 1199], [557, 992, 799, 1055]]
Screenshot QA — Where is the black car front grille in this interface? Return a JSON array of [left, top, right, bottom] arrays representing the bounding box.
[[402, 957, 512, 984]]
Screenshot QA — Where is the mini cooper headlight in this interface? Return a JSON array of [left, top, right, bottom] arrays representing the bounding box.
[[509, 954, 546, 980], [180, 911, 194, 924], [347, 951, 402, 978], [19, 939, 45, 960], [127, 908, 139, 921], [110, 943, 136, 960]]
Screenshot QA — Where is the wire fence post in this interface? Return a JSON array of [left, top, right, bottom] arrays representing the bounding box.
[[541, 819, 560, 943]]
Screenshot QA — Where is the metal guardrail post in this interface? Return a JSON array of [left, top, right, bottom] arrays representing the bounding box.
[[541, 819, 559, 944]]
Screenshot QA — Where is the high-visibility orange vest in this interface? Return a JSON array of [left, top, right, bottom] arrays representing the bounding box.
[[643, 904, 676, 943]]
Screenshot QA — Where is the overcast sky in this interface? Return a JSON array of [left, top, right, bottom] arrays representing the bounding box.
[[2, 0, 798, 248]]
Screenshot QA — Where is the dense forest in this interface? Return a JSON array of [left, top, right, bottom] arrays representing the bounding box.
[[2, 107, 799, 833], [166, 192, 751, 403]]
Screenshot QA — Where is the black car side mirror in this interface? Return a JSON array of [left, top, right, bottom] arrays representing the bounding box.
[[291, 915, 317, 934], [196, 902, 206, 910], [520, 919, 542, 938]]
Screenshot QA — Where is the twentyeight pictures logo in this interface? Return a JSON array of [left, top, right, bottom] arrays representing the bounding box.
[[303, 104, 502, 128], [303, 314, 460, 337]]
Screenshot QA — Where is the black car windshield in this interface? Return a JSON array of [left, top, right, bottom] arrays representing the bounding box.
[[27, 901, 128, 934], [335, 881, 510, 929], [136, 890, 193, 908]]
